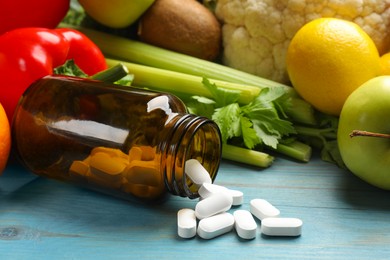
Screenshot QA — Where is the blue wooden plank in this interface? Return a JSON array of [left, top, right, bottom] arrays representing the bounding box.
[[0, 155, 389, 259]]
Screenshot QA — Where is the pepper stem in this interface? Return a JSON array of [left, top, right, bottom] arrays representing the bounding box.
[[349, 130, 390, 139]]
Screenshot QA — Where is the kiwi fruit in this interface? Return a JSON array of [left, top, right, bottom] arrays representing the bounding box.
[[138, 0, 221, 61]]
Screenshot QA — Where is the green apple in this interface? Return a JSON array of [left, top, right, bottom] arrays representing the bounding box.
[[338, 75, 390, 190], [78, 0, 155, 28]]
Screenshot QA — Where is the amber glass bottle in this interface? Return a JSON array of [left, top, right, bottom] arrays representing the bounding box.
[[12, 75, 222, 201]]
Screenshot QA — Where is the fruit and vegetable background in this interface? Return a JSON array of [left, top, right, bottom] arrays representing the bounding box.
[[1, 0, 390, 191]]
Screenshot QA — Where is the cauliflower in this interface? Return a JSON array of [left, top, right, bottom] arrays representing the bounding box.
[[214, 0, 390, 84]]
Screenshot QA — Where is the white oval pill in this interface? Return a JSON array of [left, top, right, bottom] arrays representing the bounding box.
[[198, 183, 228, 199], [233, 210, 257, 239], [197, 212, 235, 239], [250, 199, 280, 220], [228, 189, 244, 206], [177, 208, 197, 239], [261, 217, 302, 236], [185, 159, 212, 186], [195, 192, 233, 219]]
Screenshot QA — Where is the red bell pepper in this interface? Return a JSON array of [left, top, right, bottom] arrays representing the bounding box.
[[0, 0, 70, 35], [56, 28, 109, 76], [0, 27, 108, 122]]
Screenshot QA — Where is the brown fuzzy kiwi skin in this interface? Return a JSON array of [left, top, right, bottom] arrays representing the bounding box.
[[137, 0, 221, 61]]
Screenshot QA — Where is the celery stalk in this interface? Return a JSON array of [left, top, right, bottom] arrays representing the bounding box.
[[62, 25, 317, 125], [274, 141, 312, 163], [59, 24, 316, 165], [222, 144, 274, 168], [294, 125, 338, 141], [107, 59, 309, 165], [104, 59, 312, 163], [63, 25, 275, 87], [90, 63, 129, 82], [106, 59, 261, 104]]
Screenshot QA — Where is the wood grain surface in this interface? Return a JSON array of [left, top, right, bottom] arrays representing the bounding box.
[[0, 153, 389, 259]]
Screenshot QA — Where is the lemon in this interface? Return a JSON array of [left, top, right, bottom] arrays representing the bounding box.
[[380, 52, 390, 75], [286, 18, 381, 116]]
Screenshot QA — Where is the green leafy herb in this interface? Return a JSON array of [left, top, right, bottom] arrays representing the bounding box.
[[91, 58, 314, 166], [189, 77, 296, 151], [187, 96, 215, 119], [53, 59, 88, 78], [212, 103, 241, 143], [241, 88, 296, 148], [201, 77, 240, 106], [294, 114, 343, 168], [239, 116, 259, 149]]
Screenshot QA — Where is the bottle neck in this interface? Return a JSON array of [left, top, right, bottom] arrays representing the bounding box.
[[159, 114, 222, 199]]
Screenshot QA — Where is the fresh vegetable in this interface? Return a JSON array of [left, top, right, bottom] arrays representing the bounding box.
[[0, 102, 10, 175], [338, 76, 390, 190], [108, 59, 260, 105], [286, 18, 381, 116], [78, 0, 155, 28], [293, 115, 341, 167], [213, 0, 390, 83], [61, 26, 342, 168], [63, 26, 317, 126], [55, 28, 108, 76], [55, 59, 132, 86], [103, 59, 312, 167], [0, 0, 70, 35], [138, 0, 221, 61], [0, 27, 107, 121], [222, 144, 274, 168]]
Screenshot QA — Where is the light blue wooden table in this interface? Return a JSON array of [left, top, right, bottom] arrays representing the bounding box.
[[1, 152, 389, 259]]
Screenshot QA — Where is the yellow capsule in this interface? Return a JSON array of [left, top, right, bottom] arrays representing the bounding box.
[[124, 160, 161, 187], [89, 151, 127, 182], [128, 146, 143, 161]]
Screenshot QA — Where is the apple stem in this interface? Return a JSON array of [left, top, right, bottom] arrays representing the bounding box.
[[350, 130, 390, 139]]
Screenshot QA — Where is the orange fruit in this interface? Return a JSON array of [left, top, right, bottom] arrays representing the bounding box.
[[0, 102, 11, 174], [286, 18, 381, 116]]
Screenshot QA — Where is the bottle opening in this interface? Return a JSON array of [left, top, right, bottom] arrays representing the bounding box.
[[163, 115, 222, 199]]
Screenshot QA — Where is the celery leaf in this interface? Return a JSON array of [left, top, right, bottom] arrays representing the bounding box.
[[212, 103, 241, 143], [202, 77, 240, 107], [187, 96, 216, 119], [241, 88, 296, 149], [251, 120, 279, 148], [192, 79, 296, 150], [240, 116, 260, 149]]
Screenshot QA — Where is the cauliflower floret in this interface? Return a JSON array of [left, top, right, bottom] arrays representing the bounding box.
[[215, 0, 390, 84]]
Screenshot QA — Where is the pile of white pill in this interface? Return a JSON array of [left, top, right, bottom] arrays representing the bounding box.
[[178, 159, 303, 240]]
